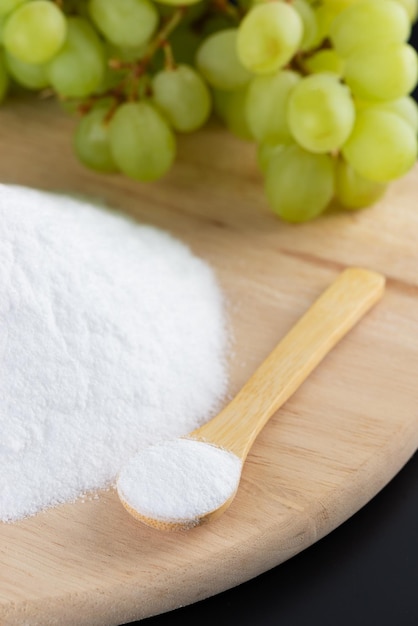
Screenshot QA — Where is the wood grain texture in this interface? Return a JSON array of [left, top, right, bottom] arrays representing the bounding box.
[[1, 97, 418, 626], [193, 268, 385, 460]]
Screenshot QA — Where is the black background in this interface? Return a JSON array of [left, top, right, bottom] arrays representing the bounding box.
[[128, 24, 418, 626], [138, 453, 418, 626]]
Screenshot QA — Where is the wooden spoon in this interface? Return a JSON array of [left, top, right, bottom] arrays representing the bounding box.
[[117, 268, 385, 531]]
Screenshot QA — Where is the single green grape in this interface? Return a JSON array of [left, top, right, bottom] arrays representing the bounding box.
[[152, 64, 211, 133], [212, 85, 253, 140], [287, 73, 355, 153], [196, 29, 252, 91], [293, 0, 318, 52], [303, 49, 345, 77], [264, 143, 335, 222], [236, 2, 303, 75], [5, 51, 48, 89], [88, 0, 158, 49], [109, 101, 176, 182], [245, 70, 301, 144], [74, 105, 118, 172], [393, 0, 418, 22], [311, 4, 338, 48], [344, 43, 418, 101], [330, 0, 411, 57], [342, 109, 418, 182], [0, 0, 27, 18], [355, 96, 418, 132], [3, 1, 67, 64], [256, 142, 287, 173], [47, 17, 106, 98], [335, 157, 387, 209]]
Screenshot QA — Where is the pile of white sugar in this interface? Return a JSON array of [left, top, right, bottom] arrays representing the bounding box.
[[0, 184, 229, 522]]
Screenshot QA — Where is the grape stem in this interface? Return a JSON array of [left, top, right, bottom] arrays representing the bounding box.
[[211, 0, 241, 20], [74, 5, 186, 114], [291, 52, 309, 76], [289, 39, 334, 76], [163, 42, 176, 71], [118, 6, 186, 101], [143, 6, 186, 63]]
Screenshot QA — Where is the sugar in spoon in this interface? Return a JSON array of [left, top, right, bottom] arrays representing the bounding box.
[[117, 268, 385, 531]]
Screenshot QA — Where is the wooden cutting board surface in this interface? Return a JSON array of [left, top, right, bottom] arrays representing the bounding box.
[[1, 99, 418, 626]]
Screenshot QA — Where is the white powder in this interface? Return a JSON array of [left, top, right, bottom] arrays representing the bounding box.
[[0, 184, 229, 522], [117, 439, 242, 523]]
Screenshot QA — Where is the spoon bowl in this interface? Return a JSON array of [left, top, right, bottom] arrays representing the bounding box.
[[117, 438, 242, 530], [117, 268, 385, 531]]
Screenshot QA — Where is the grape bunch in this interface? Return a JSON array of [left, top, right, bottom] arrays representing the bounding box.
[[0, 0, 417, 222]]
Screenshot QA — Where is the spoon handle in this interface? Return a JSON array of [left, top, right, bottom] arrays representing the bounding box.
[[192, 267, 385, 459]]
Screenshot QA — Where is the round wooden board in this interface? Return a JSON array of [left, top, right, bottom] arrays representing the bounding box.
[[1, 99, 418, 626]]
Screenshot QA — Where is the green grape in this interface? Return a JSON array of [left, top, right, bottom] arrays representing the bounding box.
[[3, 1, 67, 65], [0, 50, 9, 102], [212, 85, 253, 140], [5, 52, 48, 89], [287, 74, 355, 154], [152, 64, 211, 132], [344, 43, 418, 101], [236, 2, 303, 75], [245, 70, 300, 144], [335, 158, 387, 209], [0, 0, 27, 17], [293, 0, 318, 52], [330, 0, 411, 57], [379, 97, 418, 131], [74, 105, 117, 172], [311, 4, 337, 48], [264, 143, 335, 222], [394, 0, 418, 21], [342, 109, 418, 182], [256, 142, 286, 173], [303, 49, 345, 77], [356, 96, 418, 132], [195, 29, 252, 91], [109, 101, 176, 182], [88, 0, 158, 49], [47, 17, 106, 98]]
